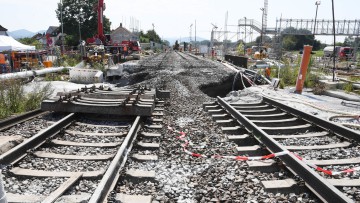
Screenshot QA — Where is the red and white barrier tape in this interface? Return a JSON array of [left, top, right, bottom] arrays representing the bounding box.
[[168, 126, 360, 176]]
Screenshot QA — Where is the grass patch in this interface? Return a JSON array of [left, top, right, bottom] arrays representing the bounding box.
[[0, 80, 53, 119], [343, 82, 354, 93]]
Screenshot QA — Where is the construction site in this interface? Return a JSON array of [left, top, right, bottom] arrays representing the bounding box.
[[0, 0, 360, 203]]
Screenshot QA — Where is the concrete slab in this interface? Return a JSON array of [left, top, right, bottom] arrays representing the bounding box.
[[10, 167, 103, 178], [144, 124, 163, 129], [34, 151, 114, 160], [0, 136, 23, 155], [327, 179, 360, 187], [207, 109, 225, 115], [270, 131, 328, 139], [126, 169, 156, 179], [262, 178, 296, 189], [211, 114, 231, 121], [51, 139, 121, 147], [236, 145, 265, 156], [132, 154, 158, 161], [140, 132, 162, 138], [6, 193, 45, 203], [221, 126, 246, 134], [41, 100, 154, 116], [65, 130, 127, 137], [285, 141, 351, 151], [261, 124, 314, 134], [137, 142, 160, 150], [115, 193, 152, 203], [247, 160, 279, 173], [307, 157, 360, 166]]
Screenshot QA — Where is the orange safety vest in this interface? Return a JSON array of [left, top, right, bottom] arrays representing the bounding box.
[[265, 67, 271, 76], [0, 54, 5, 64], [123, 46, 127, 51]]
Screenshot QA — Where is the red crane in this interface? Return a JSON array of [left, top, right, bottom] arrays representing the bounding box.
[[86, 0, 141, 57]]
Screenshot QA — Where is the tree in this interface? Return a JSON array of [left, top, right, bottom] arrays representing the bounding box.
[[162, 40, 170, 46], [56, 0, 111, 46], [173, 40, 179, 50], [18, 37, 42, 49], [281, 27, 322, 51]]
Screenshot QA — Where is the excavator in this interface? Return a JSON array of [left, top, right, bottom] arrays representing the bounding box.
[[86, 0, 141, 60]]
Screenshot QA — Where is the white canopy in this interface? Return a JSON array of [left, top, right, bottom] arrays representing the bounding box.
[[0, 35, 35, 52]]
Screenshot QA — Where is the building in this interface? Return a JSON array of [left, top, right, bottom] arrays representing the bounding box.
[[110, 23, 139, 44], [0, 25, 8, 36], [35, 26, 63, 48]]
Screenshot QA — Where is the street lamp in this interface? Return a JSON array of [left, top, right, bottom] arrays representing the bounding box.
[[78, 7, 83, 43], [60, 0, 64, 53], [313, 1, 321, 34], [244, 17, 247, 54], [260, 8, 265, 46]]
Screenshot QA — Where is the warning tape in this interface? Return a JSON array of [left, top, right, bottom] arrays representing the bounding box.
[[168, 126, 360, 176]]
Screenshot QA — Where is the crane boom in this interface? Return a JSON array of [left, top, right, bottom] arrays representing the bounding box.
[[97, 0, 105, 42]]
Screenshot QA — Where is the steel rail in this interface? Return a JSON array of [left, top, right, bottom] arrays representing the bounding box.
[[89, 116, 142, 203], [0, 109, 45, 131], [262, 96, 360, 143], [0, 113, 76, 166], [217, 96, 352, 203]]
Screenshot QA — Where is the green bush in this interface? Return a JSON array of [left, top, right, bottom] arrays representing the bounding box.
[[0, 80, 53, 119], [343, 82, 354, 93]]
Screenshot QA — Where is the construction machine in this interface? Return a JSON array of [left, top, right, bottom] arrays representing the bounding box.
[[86, 0, 141, 60]]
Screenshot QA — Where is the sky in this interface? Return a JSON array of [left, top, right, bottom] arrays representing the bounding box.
[[1, 0, 359, 44]]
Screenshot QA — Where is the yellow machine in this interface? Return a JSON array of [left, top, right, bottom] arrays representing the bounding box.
[[252, 46, 269, 60]]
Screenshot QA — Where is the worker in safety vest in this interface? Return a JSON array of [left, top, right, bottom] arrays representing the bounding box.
[[123, 46, 128, 58], [265, 66, 271, 80], [0, 53, 5, 74]]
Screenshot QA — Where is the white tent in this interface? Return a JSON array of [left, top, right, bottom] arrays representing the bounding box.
[[0, 35, 35, 52]]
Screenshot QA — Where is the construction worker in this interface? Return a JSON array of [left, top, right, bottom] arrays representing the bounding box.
[[265, 66, 271, 80], [123, 46, 128, 58], [0, 53, 5, 74], [211, 48, 215, 60]]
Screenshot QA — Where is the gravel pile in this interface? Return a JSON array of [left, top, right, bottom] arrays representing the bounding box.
[[277, 136, 342, 146], [3, 176, 66, 195], [113, 51, 319, 202], [39, 146, 118, 155], [295, 147, 360, 160], [17, 156, 110, 172]]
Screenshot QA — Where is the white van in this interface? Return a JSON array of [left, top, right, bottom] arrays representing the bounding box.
[[323, 46, 341, 57]]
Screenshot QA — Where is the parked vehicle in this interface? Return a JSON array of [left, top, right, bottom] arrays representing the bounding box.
[[338, 47, 354, 60], [323, 46, 341, 57]]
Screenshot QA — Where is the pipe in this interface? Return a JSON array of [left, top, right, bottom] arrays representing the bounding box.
[[295, 45, 313, 94], [0, 67, 70, 81]]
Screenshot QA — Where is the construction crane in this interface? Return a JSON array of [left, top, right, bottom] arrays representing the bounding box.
[[86, 0, 141, 58]]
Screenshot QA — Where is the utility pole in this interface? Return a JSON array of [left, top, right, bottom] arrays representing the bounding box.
[[190, 24, 193, 51], [313, 1, 321, 34], [195, 20, 197, 53], [260, 8, 265, 46], [60, 0, 64, 54], [244, 17, 247, 54], [331, 0, 336, 82]]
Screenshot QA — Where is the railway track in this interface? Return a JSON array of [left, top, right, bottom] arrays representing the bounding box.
[[0, 110, 65, 155], [203, 95, 360, 202], [0, 85, 167, 203]]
